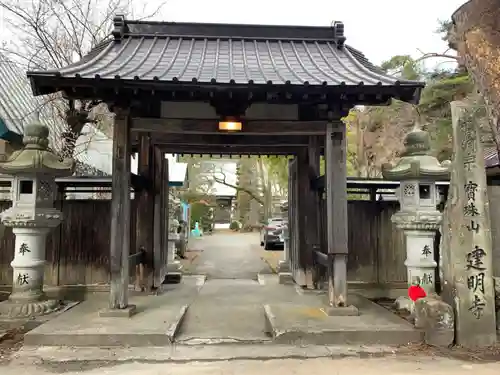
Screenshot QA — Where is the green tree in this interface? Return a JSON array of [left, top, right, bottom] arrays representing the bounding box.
[[380, 55, 424, 80]]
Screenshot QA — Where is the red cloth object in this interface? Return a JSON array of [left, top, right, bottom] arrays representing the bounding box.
[[408, 285, 426, 301]]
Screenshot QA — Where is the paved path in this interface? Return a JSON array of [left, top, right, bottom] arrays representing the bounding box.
[[176, 232, 291, 344], [189, 232, 269, 279]]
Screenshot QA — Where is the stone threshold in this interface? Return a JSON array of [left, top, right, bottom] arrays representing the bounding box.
[[12, 344, 398, 365]]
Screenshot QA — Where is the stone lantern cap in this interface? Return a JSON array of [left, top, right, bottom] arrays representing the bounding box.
[[0, 121, 74, 176], [382, 128, 451, 181]]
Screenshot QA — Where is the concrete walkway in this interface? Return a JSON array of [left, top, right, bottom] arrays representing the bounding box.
[[177, 232, 282, 343], [19, 232, 422, 350], [189, 232, 269, 279]]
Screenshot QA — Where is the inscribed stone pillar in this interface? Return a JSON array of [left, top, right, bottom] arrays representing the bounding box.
[[441, 100, 497, 347]]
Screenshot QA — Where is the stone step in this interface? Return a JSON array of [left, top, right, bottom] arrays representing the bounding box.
[[13, 344, 399, 366], [263, 296, 423, 346]]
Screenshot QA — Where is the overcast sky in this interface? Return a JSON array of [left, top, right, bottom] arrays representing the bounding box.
[[154, 0, 465, 68], [0, 0, 464, 70]]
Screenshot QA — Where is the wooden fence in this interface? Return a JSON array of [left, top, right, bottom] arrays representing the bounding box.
[[344, 201, 406, 284], [0, 199, 406, 286], [0, 200, 137, 286]]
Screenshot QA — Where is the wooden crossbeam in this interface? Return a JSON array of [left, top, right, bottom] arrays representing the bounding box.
[[131, 118, 329, 135], [151, 133, 316, 147], [158, 144, 303, 155]]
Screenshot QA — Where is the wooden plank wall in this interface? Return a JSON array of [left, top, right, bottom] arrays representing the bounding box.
[[0, 199, 407, 286], [346, 201, 406, 284], [0, 200, 137, 286]]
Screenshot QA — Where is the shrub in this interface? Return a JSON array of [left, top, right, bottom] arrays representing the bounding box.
[[229, 221, 241, 231]]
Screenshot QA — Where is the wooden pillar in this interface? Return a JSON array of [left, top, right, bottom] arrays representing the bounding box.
[[152, 147, 167, 288], [108, 107, 133, 313], [325, 120, 351, 310], [288, 156, 307, 286], [161, 155, 170, 274], [307, 136, 322, 288], [288, 158, 297, 282], [296, 149, 310, 287], [136, 134, 154, 290]]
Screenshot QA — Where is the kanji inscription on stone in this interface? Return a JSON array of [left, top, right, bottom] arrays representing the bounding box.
[[463, 202, 480, 217], [421, 273, 433, 285], [422, 245, 432, 257], [19, 242, 30, 255], [464, 181, 478, 201], [468, 294, 485, 319], [467, 272, 485, 294], [465, 246, 487, 271], [17, 273, 29, 285], [466, 220, 480, 233]]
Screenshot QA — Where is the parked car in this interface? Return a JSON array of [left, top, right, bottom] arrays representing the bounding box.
[[260, 217, 285, 250]]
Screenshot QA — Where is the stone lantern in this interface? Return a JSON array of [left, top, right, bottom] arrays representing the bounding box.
[[166, 217, 183, 282], [382, 128, 450, 310], [0, 121, 74, 318], [277, 201, 292, 284]]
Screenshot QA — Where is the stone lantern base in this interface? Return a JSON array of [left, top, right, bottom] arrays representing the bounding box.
[[164, 232, 183, 284], [0, 227, 63, 319], [392, 215, 441, 312], [0, 298, 62, 319]]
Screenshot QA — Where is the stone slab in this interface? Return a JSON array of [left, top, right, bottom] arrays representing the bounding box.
[[264, 294, 423, 346], [277, 260, 290, 273], [98, 304, 137, 318], [325, 305, 359, 316], [13, 344, 397, 365], [166, 262, 183, 273], [164, 272, 183, 284], [278, 272, 294, 285], [23, 282, 198, 347], [175, 279, 273, 345]]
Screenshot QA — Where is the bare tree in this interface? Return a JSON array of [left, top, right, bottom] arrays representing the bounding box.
[[212, 166, 264, 206], [345, 102, 415, 178], [0, 0, 165, 159]]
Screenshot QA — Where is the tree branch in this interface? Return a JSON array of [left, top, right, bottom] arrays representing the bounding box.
[[212, 169, 264, 206]]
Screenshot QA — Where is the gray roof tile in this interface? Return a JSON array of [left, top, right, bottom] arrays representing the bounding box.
[[30, 18, 423, 89], [57, 37, 413, 86], [484, 147, 499, 168]]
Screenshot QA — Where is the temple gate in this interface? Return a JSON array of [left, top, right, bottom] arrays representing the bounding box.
[[26, 15, 424, 314]]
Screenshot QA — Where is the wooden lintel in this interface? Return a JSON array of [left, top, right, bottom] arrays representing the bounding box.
[[158, 144, 305, 155], [151, 133, 318, 147], [131, 118, 329, 135]]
